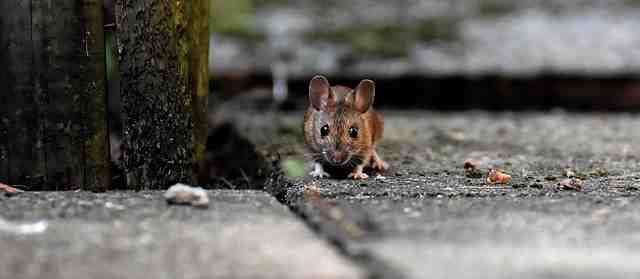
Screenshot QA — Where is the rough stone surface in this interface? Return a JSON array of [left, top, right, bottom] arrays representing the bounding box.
[[230, 106, 640, 278], [0, 190, 364, 279]]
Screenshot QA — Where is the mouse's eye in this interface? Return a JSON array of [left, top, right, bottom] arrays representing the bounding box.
[[320, 125, 330, 137], [349, 126, 359, 138]]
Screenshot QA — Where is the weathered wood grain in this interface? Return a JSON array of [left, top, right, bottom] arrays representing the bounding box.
[[3, 0, 45, 188], [1, 0, 109, 191]]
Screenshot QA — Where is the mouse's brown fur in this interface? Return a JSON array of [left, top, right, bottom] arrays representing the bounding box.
[[303, 75, 387, 180]]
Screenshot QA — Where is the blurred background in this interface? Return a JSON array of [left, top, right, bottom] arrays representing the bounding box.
[[104, 0, 640, 185], [106, 0, 640, 112]]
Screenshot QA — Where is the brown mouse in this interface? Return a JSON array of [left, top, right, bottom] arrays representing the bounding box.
[[303, 75, 388, 180]]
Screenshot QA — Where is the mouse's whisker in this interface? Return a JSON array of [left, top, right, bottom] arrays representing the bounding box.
[[300, 152, 322, 158], [297, 152, 325, 163]]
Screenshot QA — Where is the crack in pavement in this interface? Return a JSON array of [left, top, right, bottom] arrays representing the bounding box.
[[265, 163, 406, 279]]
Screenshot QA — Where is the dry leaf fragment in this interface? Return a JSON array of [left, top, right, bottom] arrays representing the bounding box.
[[463, 159, 480, 170], [558, 178, 583, 191], [464, 159, 483, 178], [303, 185, 322, 201], [487, 169, 511, 184]]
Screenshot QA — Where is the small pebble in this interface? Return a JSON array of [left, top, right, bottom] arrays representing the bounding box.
[[164, 183, 210, 208]]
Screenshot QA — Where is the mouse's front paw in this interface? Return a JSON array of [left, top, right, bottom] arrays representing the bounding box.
[[310, 169, 330, 178], [348, 171, 369, 180], [372, 159, 389, 173], [371, 151, 388, 173]]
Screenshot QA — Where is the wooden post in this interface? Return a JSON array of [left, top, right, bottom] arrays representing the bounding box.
[[0, 5, 6, 181], [0, 0, 110, 191], [188, 0, 211, 174], [116, 0, 210, 189]]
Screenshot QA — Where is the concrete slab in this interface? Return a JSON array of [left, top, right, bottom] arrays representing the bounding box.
[[360, 196, 640, 279], [0, 190, 364, 279], [237, 109, 640, 278]]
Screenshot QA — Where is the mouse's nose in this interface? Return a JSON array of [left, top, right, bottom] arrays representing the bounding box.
[[332, 151, 345, 164]]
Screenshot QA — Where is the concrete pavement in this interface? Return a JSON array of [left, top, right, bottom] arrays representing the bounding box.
[[0, 190, 364, 279], [5, 110, 640, 278]]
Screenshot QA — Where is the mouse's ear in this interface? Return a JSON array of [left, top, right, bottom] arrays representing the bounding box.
[[353, 79, 375, 113], [309, 75, 334, 111]]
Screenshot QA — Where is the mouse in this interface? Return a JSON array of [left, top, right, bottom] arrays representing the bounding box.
[[303, 75, 388, 180]]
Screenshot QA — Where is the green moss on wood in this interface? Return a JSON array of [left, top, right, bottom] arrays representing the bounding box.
[[188, 0, 210, 170], [83, 0, 110, 192]]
